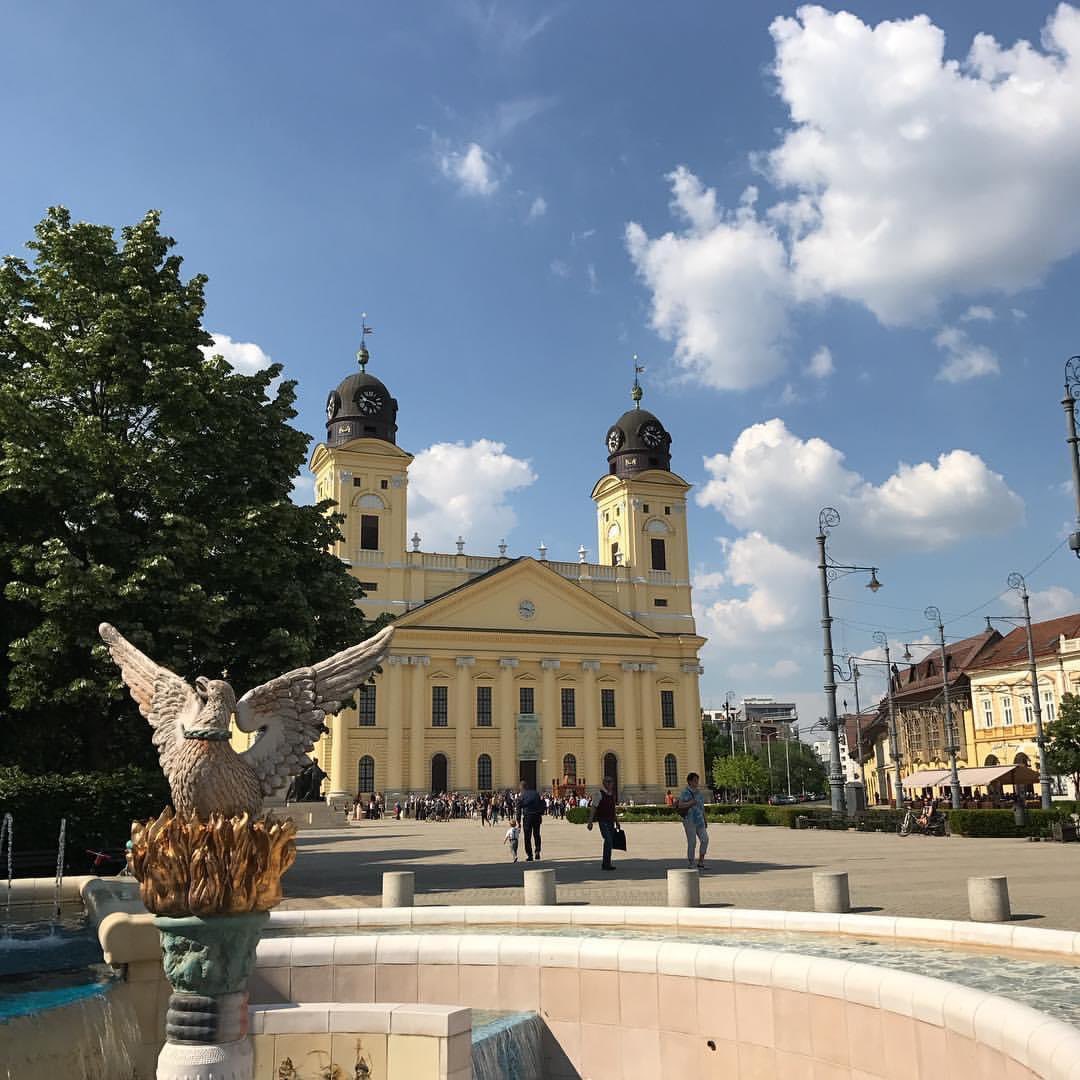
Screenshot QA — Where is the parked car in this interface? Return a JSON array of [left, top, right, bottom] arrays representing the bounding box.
[[767, 794, 798, 805]]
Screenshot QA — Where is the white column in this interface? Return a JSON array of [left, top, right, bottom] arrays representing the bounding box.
[[582, 661, 601, 788], [455, 657, 475, 791], [408, 656, 429, 793], [328, 710, 349, 797], [638, 662, 659, 789], [498, 658, 518, 789], [681, 662, 704, 777], [620, 662, 641, 789], [385, 656, 407, 793], [541, 659, 560, 790]]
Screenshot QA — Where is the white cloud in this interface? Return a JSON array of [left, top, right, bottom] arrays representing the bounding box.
[[528, 196, 547, 220], [457, 2, 555, 54], [626, 169, 792, 390], [290, 474, 315, 506], [697, 418, 1024, 552], [627, 6, 1080, 388], [549, 258, 570, 278], [934, 326, 1000, 382], [1011, 308, 1029, 321], [202, 332, 273, 373], [1004, 584, 1080, 620], [769, 659, 801, 679], [439, 142, 501, 196], [586, 263, 598, 293], [805, 345, 834, 379], [408, 439, 536, 552], [961, 305, 995, 322]]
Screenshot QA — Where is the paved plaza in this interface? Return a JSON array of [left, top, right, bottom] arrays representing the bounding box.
[[281, 817, 1080, 930]]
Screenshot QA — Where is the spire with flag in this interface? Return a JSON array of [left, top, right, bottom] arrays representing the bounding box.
[[357, 311, 374, 371], [631, 354, 645, 407]]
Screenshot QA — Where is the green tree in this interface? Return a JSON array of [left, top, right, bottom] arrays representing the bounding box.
[[760, 740, 828, 798], [702, 719, 734, 780], [1045, 693, 1080, 799], [0, 207, 376, 773], [712, 753, 770, 801]]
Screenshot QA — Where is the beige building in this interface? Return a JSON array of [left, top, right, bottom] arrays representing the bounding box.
[[301, 342, 706, 803]]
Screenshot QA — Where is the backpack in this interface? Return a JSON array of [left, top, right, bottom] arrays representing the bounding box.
[[676, 804, 690, 819]]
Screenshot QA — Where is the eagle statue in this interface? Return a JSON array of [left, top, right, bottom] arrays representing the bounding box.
[[99, 623, 394, 819]]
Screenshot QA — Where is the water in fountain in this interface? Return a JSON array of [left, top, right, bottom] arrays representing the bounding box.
[[1, 812, 12, 933], [53, 817, 67, 920], [471, 1011, 546, 1080]]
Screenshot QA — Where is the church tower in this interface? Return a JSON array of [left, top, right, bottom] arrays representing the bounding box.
[[309, 319, 413, 582], [591, 365, 692, 599]]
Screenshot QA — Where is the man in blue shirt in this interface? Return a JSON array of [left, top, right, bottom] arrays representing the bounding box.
[[677, 772, 708, 871]]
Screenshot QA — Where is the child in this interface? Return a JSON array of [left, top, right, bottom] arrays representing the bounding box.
[[503, 822, 520, 862]]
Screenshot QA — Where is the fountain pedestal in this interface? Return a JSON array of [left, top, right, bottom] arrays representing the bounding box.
[[154, 912, 269, 1080]]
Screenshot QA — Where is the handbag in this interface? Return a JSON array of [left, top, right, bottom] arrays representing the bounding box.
[[611, 824, 627, 852]]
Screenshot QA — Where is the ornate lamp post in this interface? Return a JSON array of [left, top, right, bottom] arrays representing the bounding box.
[[835, 657, 865, 789], [903, 607, 962, 809], [1062, 357, 1080, 557], [984, 573, 1052, 809], [872, 632, 905, 808], [723, 689, 737, 755], [817, 507, 883, 814]]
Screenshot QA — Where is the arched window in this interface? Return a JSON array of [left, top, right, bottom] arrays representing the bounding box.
[[603, 752, 619, 798], [477, 754, 492, 791], [664, 754, 678, 788], [1014, 752, 1030, 767], [984, 754, 999, 766], [357, 755, 375, 793], [562, 754, 577, 782]]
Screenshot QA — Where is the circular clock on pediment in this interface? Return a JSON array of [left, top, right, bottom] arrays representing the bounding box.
[[518, 599, 536, 620], [326, 391, 340, 422], [607, 523, 620, 541], [354, 387, 383, 415], [639, 422, 665, 448], [606, 426, 624, 453]]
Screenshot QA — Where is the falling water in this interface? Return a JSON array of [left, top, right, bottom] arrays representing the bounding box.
[[1, 813, 12, 933], [53, 818, 67, 920], [472, 1011, 546, 1080]]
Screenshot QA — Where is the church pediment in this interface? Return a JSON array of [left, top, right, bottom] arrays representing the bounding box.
[[394, 558, 660, 639]]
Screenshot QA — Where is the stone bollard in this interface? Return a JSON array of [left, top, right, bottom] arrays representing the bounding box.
[[523, 868, 556, 906], [667, 868, 701, 907], [968, 875, 1011, 922], [812, 871, 850, 913], [382, 871, 415, 908]]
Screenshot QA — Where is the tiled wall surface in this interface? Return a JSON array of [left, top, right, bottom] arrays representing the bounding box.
[[249, 932, 1080, 1080]]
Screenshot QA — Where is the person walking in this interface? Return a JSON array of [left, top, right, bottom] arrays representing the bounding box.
[[517, 779, 544, 862], [586, 775, 619, 871], [503, 821, 520, 861], [677, 772, 709, 871]]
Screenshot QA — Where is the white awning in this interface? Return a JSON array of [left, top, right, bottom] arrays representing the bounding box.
[[901, 769, 949, 790], [902, 764, 1041, 790]]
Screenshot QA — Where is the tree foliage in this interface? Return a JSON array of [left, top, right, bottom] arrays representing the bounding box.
[[1045, 692, 1080, 799], [712, 753, 770, 799], [761, 739, 828, 796], [0, 207, 375, 773]]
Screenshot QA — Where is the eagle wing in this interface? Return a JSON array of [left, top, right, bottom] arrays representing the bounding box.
[[235, 625, 393, 798], [98, 623, 199, 786]]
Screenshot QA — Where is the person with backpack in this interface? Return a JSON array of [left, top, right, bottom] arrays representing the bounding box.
[[677, 772, 709, 871], [586, 775, 619, 871]]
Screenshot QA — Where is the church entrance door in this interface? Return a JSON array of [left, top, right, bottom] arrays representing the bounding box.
[[519, 760, 537, 790], [603, 752, 619, 800], [431, 753, 448, 794]]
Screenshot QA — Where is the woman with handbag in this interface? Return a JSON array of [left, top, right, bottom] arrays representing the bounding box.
[[586, 776, 621, 871]]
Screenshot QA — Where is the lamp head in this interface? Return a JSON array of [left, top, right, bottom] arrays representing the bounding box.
[[866, 569, 882, 592], [903, 645, 913, 662]]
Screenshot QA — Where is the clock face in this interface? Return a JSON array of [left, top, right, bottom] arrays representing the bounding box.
[[518, 600, 536, 620], [639, 423, 665, 449], [355, 389, 383, 415], [606, 427, 624, 453], [607, 523, 620, 541], [326, 392, 340, 422]]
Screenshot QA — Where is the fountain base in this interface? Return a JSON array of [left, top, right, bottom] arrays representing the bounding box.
[[157, 1037, 252, 1080]]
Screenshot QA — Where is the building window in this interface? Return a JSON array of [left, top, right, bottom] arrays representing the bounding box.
[[660, 689, 675, 729], [476, 685, 492, 727], [1044, 689, 1056, 722], [358, 581, 378, 593], [610, 541, 620, 565], [358, 683, 376, 726], [563, 754, 577, 782], [561, 687, 576, 727], [664, 754, 678, 788], [353, 478, 363, 487], [601, 688, 616, 727], [357, 755, 375, 793], [664, 506, 671, 515], [360, 514, 379, 551], [432, 685, 448, 727], [650, 538, 667, 571], [982, 697, 993, 729], [380, 479, 389, 489], [477, 754, 492, 791], [642, 503, 650, 513], [1001, 694, 1013, 726], [1022, 694, 1033, 725], [654, 598, 668, 608], [519, 686, 534, 715]]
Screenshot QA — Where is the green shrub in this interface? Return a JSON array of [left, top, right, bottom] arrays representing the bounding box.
[[0, 766, 171, 867], [565, 807, 590, 825], [945, 808, 1066, 838], [736, 806, 767, 825]]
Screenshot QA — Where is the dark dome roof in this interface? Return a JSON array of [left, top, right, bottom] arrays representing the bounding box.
[[326, 366, 398, 447], [605, 405, 672, 478]]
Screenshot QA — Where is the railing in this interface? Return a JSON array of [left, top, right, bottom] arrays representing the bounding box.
[[353, 549, 385, 565], [546, 560, 582, 578], [465, 557, 500, 572], [422, 553, 457, 570], [648, 569, 673, 585]]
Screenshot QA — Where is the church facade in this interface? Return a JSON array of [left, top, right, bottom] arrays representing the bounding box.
[[305, 338, 706, 804]]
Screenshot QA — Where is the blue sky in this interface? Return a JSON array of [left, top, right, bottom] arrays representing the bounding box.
[[5, 1, 1080, 721]]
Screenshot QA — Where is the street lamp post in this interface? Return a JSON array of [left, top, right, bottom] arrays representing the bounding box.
[[905, 607, 962, 809], [817, 507, 883, 815], [724, 690, 737, 755], [1062, 357, 1080, 557], [985, 574, 1052, 809], [836, 657, 865, 790], [784, 730, 792, 798], [871, 631, 906, 809]]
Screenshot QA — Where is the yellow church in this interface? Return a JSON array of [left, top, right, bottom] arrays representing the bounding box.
[[307, 336, 706, 804]]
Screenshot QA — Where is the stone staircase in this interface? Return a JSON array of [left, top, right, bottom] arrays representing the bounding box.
[[264, 795, 350, 830]]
